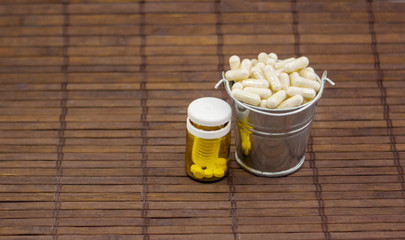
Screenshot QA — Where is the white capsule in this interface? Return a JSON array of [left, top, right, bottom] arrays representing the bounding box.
[[275, 57, 295, 70], [259, 99, 267, 108], [250, 59, 258, 66], [279, 72, 290, 91], [287, 86, 316, 99], [229, 55, 240, 70], [277, 95, 304, 109], [266, 90, 287, 109], [283, 56, 309, 73], [263, 65, 282, 92], [266, 58, 276, 66], [225, 69, 249, 81], [290, 72, 320, 91], [242, 79, 269, 88], [258, 52, 269, 63], [250, 66, 266, 80], [231, 82, 244, 91], [232, 89, 261, 106], [268, 52, 278, 61], [244, 87, 272, 99], [240, 59, 252, 71], [299, 68, 317, 81], [306, 67, 315, 72], [275, 68, 284, 76], [256, 62, 265, 71]]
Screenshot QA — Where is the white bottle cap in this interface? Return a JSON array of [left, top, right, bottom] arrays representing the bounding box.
[[187, 97, 231, 127], [187, 97, 232, 139]]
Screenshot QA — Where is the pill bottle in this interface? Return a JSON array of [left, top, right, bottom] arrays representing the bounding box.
[[185, 97, 232, 182]]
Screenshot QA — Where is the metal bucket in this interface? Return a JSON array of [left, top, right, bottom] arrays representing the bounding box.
[[215, 71, 335, 177]]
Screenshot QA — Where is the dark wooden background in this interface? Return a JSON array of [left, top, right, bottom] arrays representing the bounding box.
[[0, 0, 404, 239]]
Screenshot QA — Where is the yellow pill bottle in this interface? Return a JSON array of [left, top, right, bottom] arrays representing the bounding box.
[[185, 97, 232, 182]]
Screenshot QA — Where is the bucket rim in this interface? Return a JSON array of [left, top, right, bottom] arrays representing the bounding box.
[[215, 70, 335, 117]]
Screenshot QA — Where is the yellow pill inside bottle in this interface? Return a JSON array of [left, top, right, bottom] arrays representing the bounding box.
[[185, 97, 231, 182]]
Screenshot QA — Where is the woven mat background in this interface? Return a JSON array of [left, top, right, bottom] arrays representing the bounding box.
[[0, 0, 404, 239]]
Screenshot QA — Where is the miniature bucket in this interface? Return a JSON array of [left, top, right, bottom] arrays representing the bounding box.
[[215, 71, 335, 177]]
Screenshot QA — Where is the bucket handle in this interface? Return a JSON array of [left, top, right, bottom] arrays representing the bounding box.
[[319, 70, 335, 86], [214, 72, 230, 91], [215, 70, 335, 91], [215, 70, 335, 115]]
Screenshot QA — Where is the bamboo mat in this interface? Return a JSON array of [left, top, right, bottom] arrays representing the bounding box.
[[0, 0, 404, 239]]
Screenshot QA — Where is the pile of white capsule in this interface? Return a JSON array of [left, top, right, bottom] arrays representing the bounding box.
[[225, 52, 320, 109]]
